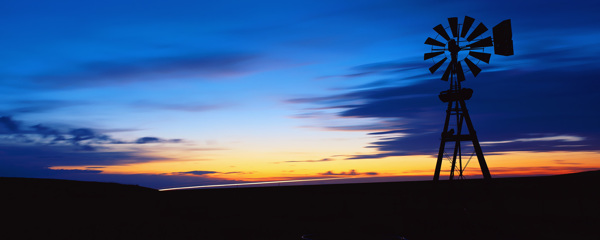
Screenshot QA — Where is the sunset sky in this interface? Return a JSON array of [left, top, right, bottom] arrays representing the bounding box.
[[1, 0, 599, 189]]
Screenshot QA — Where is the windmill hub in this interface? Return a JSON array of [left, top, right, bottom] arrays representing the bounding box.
[[424, 16, 514, 181], [448, 39, 460, 55]]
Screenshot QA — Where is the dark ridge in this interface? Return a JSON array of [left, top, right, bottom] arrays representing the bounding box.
[[0, 177, 156, 196], [2, 170, 599, 239]]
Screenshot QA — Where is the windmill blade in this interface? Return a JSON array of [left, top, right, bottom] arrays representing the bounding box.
[[467, 36, 493, 48], [466, 23, 488, 41], [464, 58, 481, 77], [441, 61, 453, 81], [429, 57, 447, 74], [425, 37, 446, 47], [469, 51, 491, 63], [424, 51, 444, 60], [461, 16, 475, 38], [448, 17, 459, 38], [455, 61, 466, 81], [433, 24, 451, 41]]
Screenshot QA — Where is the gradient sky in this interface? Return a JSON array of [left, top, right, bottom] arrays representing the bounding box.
[[1, 0, 599, 189]]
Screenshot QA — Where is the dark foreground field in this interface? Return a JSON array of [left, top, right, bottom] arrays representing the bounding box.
[[2, 171, 599, 240]]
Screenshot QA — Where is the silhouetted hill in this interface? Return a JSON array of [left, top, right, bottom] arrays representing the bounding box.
[[2, 171, 599, 239], [1, 177, 156, 196]]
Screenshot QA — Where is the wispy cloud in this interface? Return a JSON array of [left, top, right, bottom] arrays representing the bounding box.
[[0, 116, 184, 151], [0, 144, 167, 175], [25, 53, 262, 89], [481, 135, 585, 146], [135, 137, 182, 144], [553, 160, 583, 165], [319, 169, 378, 176], [175, 170, 219, 176], [490, 166, 600, 176], [131, 101, 231, 112], [285, 158, 334, 163], [0, 100, 84, 115]]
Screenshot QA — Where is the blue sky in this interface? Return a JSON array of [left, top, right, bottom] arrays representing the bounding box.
[[1, 0, 599, 189]]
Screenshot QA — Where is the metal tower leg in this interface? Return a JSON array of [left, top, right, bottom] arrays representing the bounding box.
[[449, 140, 458, 180], [434, 101, 453, 181], [458, 114, 465, 178], [459, 99, 492, 180]]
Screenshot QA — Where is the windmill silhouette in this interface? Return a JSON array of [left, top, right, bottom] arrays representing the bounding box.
[[425, 16, 513, 181]]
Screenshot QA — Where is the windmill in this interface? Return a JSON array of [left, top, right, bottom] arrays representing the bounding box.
[[425, 16, 513, 181]]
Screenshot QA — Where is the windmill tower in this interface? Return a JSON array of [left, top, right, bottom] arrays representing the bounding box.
[[424, 16, 513, 181]]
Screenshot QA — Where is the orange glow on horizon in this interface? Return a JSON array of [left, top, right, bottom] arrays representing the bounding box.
[[50, 150, 600, 184]]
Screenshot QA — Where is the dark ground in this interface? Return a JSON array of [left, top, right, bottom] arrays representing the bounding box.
[[2, 171, 599, 240]]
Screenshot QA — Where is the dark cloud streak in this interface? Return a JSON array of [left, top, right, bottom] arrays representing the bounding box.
[[131, 101, 229, 112], [176, 170, 219, 176], [319, 169, 379, 176], [27, 53, 261, 89], [285, 158, 333, 163], [293, 46, 600, 159], [0, 116, 184, 151]]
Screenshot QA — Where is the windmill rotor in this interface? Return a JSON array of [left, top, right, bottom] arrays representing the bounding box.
[[425, 16, 513, 82]]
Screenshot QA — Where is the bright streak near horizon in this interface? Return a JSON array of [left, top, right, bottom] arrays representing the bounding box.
[[159, 177, 344, 191], [158, 174, 443, 191]]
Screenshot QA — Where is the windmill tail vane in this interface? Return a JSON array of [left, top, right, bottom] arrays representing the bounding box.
[[424, 16, 513, 181]]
